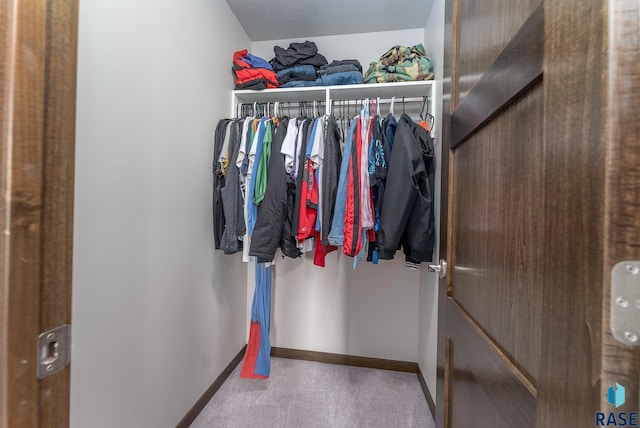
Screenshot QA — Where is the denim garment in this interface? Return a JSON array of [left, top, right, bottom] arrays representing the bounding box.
[[316, 64, 361, 76], [316, 71, 364, 86], [327, 117, 358, 246], [281, 80, 318, 88], [279, 73, 317, 84], [239, 263, 272, 378], [276, 64, 317, 81]]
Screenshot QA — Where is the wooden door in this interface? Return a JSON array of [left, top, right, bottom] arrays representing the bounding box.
[[1, 1, 78, 427], [435, 0, 640, 427]]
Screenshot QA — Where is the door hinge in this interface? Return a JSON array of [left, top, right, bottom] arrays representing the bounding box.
[[37, 324, 70, 379], [611, 261, 640, 346]]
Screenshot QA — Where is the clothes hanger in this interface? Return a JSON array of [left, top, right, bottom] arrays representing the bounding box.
[[342, 100, 347, 136], [390, 97, 395, 116], [420, 96, 428, 120]]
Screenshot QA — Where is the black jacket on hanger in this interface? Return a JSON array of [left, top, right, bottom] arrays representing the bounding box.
[[250, 118, 301, 262], [213, 119, 232, 250], [220, 120, 246, 254], [320, 116, 342, 245], [377, 114, 435, 263]]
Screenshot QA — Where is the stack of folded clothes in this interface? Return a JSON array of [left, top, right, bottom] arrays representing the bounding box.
[[364, 44, 433, 84], [316, 59, 364, 86], [276, 65, 318, 88], [270, 42, 365, 87], [270, 41, 328, 88], [232, 49, 279, 90]]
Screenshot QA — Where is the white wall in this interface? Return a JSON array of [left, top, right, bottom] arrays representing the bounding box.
[[72, 0, 250, 427], [419, 0, 446, 401], [270, 254, 421, 362], [249, 29, 426, 362]]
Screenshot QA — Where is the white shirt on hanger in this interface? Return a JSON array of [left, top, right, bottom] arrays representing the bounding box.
[[218, 121, 233, 174], [236, 117, 253, 171], [281, 118, 300, 176]]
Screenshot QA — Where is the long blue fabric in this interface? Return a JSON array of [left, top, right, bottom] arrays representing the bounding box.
[[252, 263, 272, 377]]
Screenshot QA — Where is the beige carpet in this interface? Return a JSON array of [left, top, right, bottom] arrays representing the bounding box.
[[191, 357, 434, 428]]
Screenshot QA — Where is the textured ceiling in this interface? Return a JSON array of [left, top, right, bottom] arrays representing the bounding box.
[[225, 0, 434, 41]]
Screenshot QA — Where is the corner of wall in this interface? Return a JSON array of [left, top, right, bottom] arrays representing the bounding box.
[[418, 0, 446, 404]]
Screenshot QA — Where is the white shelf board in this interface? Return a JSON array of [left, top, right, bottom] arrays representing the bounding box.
[[234, 86, 326, 103], [329, 81, 434, 100], [233, 80, 434, 104]]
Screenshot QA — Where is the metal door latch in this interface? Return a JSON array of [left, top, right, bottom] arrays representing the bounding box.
[[611, 262, 640, 346], [37, 324, 70, 379], [428, 259, 448, 279]]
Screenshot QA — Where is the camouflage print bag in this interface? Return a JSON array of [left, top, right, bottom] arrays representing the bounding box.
[[364, 43, 434, 84]]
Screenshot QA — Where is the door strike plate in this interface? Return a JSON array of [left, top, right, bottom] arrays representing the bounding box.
[[37, 324, 70, 379], [611, 261, 640, 346]]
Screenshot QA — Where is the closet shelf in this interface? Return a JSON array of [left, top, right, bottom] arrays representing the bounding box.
[[232, 80, 435, 104]]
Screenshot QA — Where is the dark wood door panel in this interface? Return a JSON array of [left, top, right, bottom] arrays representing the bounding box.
[[456, 0, 541, 106], [450, 83, 544, 383], [441, 0, 634, 427], [38, 0, 78, 426], [600, 0, 640, 412], [451, 4, 543, 147], [447, 299, 536, 428]]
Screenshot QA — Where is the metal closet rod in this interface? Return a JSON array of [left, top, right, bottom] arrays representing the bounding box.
[[236, 100, 326, 117], [331, 96, 425, 105], [235, 97, 429, 117], [236, 97, 426, 108], [329, 97, 429, 117]]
